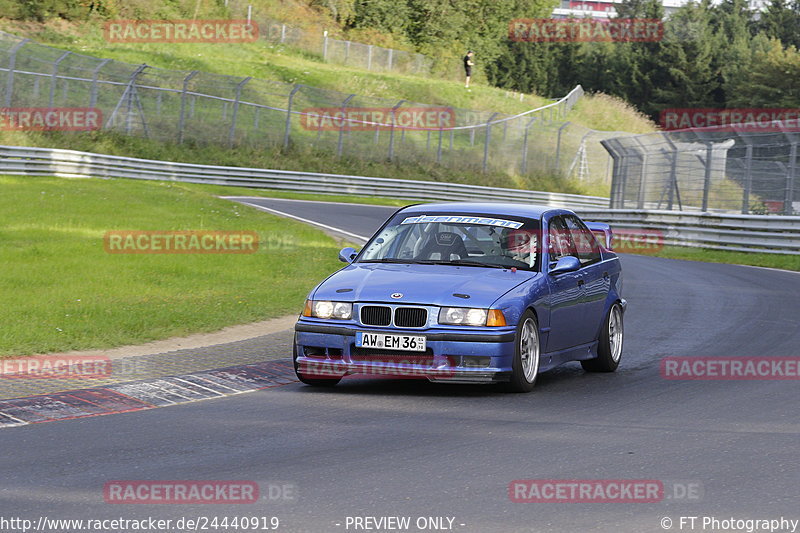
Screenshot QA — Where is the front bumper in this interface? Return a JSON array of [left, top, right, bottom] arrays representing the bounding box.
[[294, 321, 516, 384]]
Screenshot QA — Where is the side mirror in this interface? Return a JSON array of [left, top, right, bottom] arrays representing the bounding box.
[[548, 255, 580, 275], [338, 247, 358, 264]]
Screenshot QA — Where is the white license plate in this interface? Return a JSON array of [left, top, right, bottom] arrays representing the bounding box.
[[356, 332, 426, 352]]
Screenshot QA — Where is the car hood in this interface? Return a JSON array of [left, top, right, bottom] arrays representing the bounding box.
[[313, 263, 537, 308]]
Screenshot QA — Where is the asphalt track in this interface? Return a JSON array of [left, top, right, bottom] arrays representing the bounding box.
[[1, 197, 799, 533]]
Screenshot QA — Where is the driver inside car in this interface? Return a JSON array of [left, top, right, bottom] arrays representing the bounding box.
[[500, 228, 538, 268]]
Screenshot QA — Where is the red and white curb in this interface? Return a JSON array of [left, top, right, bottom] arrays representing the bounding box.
[[0, 360, 297, 428]]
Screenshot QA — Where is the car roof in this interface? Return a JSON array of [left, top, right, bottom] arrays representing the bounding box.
[[399, 202, 571, 219]]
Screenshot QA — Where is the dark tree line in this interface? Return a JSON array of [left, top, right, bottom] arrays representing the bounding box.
[[484, 0, 800, 119]]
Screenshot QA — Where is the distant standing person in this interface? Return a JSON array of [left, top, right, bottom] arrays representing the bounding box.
[[464, 51, 474, 90]]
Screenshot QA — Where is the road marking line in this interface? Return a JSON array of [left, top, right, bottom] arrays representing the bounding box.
[[220, 195, 400, 209], [171, 376, 224, 396], [231, 200, 370, 243]]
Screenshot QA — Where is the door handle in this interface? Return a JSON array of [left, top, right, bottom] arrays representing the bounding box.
[[577, 279, 585, 287], [603, 271, 610, 279]]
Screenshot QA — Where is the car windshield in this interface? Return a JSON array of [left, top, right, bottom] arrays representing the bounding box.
[[358, 212, 541, 271]]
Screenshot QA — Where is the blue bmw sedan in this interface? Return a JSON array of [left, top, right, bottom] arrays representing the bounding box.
[[293, 203, 625, 392]]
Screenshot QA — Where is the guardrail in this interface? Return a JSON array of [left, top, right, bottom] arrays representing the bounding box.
[[576, 209, 800, 255], [2, 144, 798, 255], [0, 145, 608, 208]]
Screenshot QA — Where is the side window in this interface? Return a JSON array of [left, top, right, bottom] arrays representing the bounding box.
[[564, 215, 601, 265], [548, 216, 577, 261]]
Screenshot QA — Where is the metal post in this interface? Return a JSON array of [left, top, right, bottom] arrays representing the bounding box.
[[48, 52, 72, 108], [345, 41, 350, 64], [521, 116, 538, 174], [387, 49, 393, 71], [437, 127, 444, 163], [742, 143, 753, 214], [336, 94, 355, 157], [554, 121, 570, 172], [323, 31, 329, 60], [4, 38, 30, 107], [367, 45, 373, 71], [178, 70, 199, 144], [281, 24, 286, 43], [600, 140, 620, 209], [608, 152, 622, 209], [483, 113, 499, 173], [247, 5, 252, 23], [89, 58, 110, 108], [388, 100, 405, 161], [283, 84, 302, 149], [667, 147, 678, 210], [228, 76, 252, 147], [702, 142, 713, 212], [105, 63, 147, 134], [786, 141, 797, 215], [637, 145, 649, 209]]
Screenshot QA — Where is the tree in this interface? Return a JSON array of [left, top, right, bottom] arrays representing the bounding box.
[[726, 38, 800, 107], [755, 0, 800, 49]]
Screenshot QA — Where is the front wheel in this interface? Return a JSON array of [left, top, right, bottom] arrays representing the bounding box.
[[581, 303, 623, 373], [293, 341, 341, 387], [505, 310, 541, 393]]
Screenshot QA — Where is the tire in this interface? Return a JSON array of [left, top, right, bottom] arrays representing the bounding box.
[[581, 303, 623, 373], [505, 310, 541, 393], [293, 341, 341, 387]]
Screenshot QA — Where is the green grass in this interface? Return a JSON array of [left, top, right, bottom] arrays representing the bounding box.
[[0, 174, 348, 357], [0, 130, 588, 193], [0, 19, 656, 196], [4, 20, 549, 116]]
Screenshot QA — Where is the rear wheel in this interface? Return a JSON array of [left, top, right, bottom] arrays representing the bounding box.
[[581, 303, 623, 372], [505, 310, 540, 393], [293, 341, 341, 386]]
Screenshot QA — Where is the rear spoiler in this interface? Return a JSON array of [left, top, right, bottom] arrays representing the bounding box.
[[585, 221, 613, 250]]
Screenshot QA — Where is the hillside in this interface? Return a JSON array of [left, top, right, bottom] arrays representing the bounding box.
[[0, 12, 656, 195]]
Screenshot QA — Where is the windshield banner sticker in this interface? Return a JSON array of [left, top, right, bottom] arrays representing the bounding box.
[[400, 215, 524, 229]]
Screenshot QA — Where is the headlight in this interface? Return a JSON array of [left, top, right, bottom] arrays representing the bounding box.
[[303, 300, 352, 319], [439, 307, 488, 326]]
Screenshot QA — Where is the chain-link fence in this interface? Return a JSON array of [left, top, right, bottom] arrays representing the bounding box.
[[0, 31, 618, 185], [602, 125, 800, 215], [226, 1, 452, 78]]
